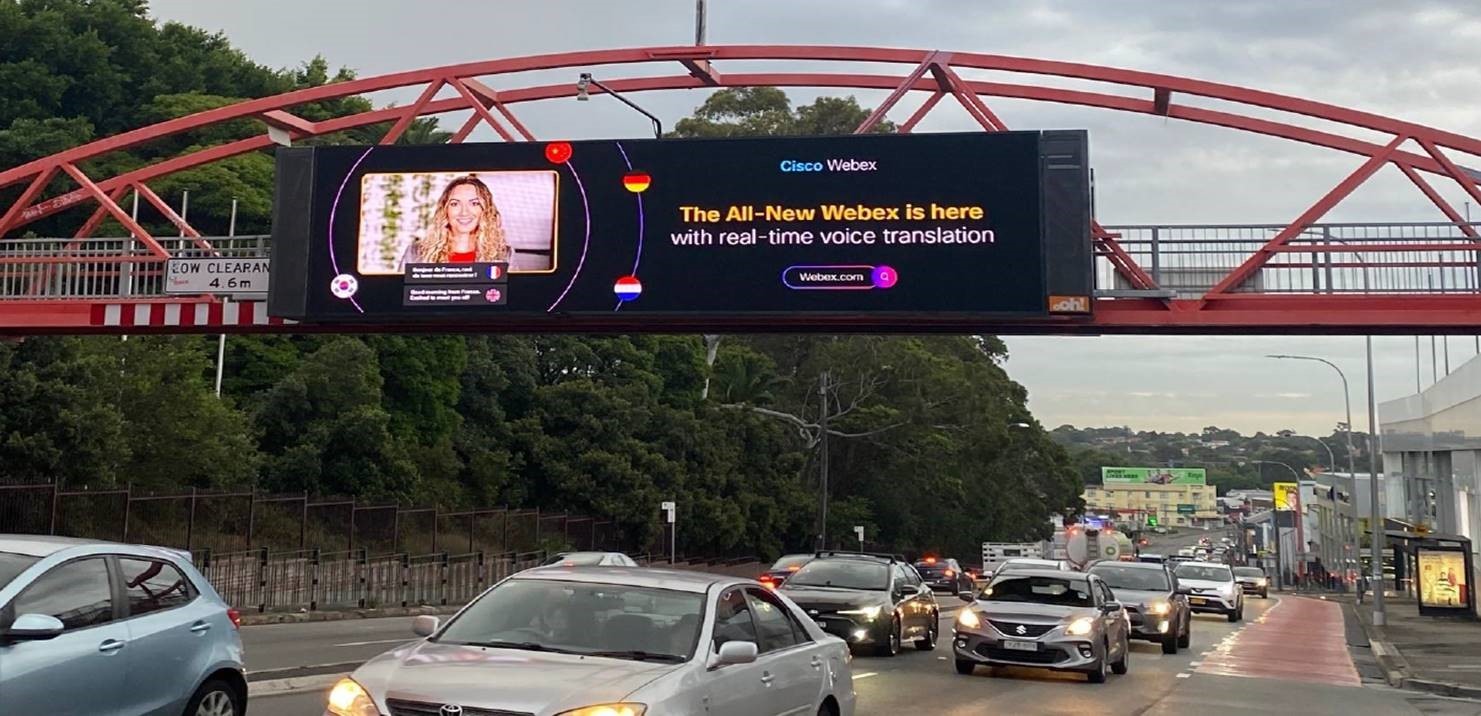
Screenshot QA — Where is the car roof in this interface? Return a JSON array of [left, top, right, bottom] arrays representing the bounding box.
[[1090, 561, 1165, 571], [513, 566, 743, 593], [0, 534, 124, 558], [995, 568, 1089, 581]]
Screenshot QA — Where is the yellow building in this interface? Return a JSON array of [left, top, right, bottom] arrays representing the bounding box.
[[1083, 482, 1220, 527]]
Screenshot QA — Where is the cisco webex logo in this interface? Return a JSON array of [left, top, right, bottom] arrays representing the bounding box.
[[779, 158, 878, 173]]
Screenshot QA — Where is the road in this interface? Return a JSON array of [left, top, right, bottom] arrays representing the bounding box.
[[246, 594, 1472, 715]]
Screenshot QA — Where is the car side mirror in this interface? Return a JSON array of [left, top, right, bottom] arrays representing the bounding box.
[[1101, 601, 1123, 614], [412, 615, 440, 637], [712, 640, 758, 668], [1175, 585, 1192, 595], [3, 613, 64, 642], [958, 591, 976, 603]]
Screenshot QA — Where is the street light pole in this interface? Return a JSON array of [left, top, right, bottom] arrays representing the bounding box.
[[1267, 353, 1358, 586], [576, 73, 664, 138], [1367, 336, 1386, 625]]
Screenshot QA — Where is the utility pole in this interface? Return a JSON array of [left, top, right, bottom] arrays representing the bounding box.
[[816, 370, 830, 551]]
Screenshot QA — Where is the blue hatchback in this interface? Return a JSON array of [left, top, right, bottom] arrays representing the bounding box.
[[0, 535, 247, 716]]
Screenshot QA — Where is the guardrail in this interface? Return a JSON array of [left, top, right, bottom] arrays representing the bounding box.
[[6, 223, 1480, 301]]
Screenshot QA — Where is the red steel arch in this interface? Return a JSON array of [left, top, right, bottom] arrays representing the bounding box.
[[3, 45, 1481, 333]]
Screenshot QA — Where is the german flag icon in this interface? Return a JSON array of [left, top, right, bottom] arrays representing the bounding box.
[[622, 171, 651, 193]]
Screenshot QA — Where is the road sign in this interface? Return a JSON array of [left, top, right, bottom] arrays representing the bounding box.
[[1177, 504, 1196, 514], [660, 501, 676, 523], [166, 258, 270, 295]]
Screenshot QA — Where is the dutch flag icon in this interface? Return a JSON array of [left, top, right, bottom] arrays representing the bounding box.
[[613, 275, 642, 302]]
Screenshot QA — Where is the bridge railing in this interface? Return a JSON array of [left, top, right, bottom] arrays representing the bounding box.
[[1100, 222, 1481, 298], [0, 235, 270, 300], [5, 223, 1481, 301]]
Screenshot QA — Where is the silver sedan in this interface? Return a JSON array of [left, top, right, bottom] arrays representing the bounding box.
[[324, 566, 856, 716], [951, 569, 1131, 684]]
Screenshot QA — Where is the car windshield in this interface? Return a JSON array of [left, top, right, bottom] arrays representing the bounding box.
[[0, 552, 39, 591], [1233, 567, 1265, 578], [985, 576, 1094, 607], [1175, 564, 1233, 581], [1090, 565, 1169, 591], [435, 579, 701, 662], [786, 559, 889, 591], [769, 555, 811, 571]]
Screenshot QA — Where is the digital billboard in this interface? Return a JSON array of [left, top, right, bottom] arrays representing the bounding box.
[[1101, 467, 1207, 486], [1416, 547, 1473, 614], [267, 131, 1093, 329]]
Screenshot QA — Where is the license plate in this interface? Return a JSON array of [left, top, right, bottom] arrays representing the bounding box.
[[1002, 640, 1038, 652], [1189, 597, 1207, 605]]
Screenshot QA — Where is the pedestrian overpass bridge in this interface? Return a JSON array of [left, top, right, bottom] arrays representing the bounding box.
[[2, 45, 1479, 334]]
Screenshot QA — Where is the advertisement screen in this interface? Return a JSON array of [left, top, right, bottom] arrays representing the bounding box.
[[267, 131, 1093, 329], [1273, 482, 1299, 511], [1101, 467, 1208, 486], [1417, 549, 1470, 609]]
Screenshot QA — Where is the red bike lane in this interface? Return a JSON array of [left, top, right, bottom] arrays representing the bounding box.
[[1195, 596, 1360, 687]]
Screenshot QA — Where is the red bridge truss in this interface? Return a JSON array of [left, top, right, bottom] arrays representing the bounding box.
[[2, 44, 1480, 334]]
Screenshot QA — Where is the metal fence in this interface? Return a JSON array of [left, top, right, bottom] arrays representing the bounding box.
[[7, 224, 1481, 301], [0, 482, 636, 613]]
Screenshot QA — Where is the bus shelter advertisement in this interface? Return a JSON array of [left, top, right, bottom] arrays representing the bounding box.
[[1417, 547, 1472, 613], [267, 131, 1093, 328], [1101, 467, 1208, 486]]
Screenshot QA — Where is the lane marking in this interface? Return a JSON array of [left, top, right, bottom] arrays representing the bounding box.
[[854, 672, 878, 680], [1189, 661, 1202, 666], [333, 638, 414, 648], [1176, 672, 1192, 678]]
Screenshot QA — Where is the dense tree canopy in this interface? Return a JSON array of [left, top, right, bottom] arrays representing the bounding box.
[[0, 2, 1085, 561]]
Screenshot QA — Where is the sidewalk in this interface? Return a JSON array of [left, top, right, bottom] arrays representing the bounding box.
[[1332, 591, 1481, 699]]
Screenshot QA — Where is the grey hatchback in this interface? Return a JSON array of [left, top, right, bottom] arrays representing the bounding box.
[[952, 569, 1131, 683], [0, 535, 246, 716]]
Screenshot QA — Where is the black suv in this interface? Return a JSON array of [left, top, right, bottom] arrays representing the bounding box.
[[779, 551, 940, 656], [913, 557, 975, 596]]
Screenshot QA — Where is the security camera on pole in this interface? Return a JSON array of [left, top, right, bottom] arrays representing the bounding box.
[[661, 501, 676, 565]]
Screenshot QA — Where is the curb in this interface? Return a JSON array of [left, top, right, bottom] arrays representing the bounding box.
[[1346, 600, 1481, 700], [248, 672, 347, 698], [238, 604, 464, 626]]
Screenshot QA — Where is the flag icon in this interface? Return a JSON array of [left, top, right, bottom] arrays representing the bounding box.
[[622, 171, 651, 193], [544, 142, 572, 164], [613, 275, 642, 301]]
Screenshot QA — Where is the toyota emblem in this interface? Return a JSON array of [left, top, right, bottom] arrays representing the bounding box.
[[440, 706, 463, 716], [1015, 624, 1027, 635]]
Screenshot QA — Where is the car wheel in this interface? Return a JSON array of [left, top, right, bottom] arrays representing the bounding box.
[[1162, 625, 1179, 654], [955, 658, 976, 675], [1228, 608, 1241, 623], [875, 616, 901, 657], [915, 613, 938, 651], [1087, 649, 1108, 684], [185, 679, 242, 716], [1112, 635, 1130, 674], [1177, 615, 1191, 648]]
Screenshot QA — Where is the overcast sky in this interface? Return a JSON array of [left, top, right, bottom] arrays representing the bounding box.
[[145, 0, 1481, 435]]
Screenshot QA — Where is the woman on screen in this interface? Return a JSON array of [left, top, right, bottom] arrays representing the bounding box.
[[398, 175, 511, 268]]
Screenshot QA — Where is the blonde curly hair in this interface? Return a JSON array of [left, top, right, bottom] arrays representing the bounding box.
[[416, 175, 511, 263]]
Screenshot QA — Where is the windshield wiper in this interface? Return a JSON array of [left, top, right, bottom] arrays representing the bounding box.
[[583, 649, 686, 663], [461, 640, 574, 654]]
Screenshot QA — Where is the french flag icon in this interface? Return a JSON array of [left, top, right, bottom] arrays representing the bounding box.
[[613, 275, 642, 302]]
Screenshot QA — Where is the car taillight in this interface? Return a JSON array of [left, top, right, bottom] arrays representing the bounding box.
[[227, 608, 241, 629]]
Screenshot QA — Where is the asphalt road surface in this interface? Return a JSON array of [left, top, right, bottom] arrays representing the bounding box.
[[247, 595, 1475, 715]]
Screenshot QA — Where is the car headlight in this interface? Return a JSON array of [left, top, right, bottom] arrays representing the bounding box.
[[1257, 578, 1268, 586], [326, 678, 378, 716], [1066, 617, 1095, 636], [1147, 600, 1171, 616], [838, 605, 882, 620], [556, 705, 647, 716], [956, 609, 981, 629]]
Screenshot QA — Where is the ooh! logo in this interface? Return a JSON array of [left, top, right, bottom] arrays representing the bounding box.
[[544, 142, 572, 164]]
